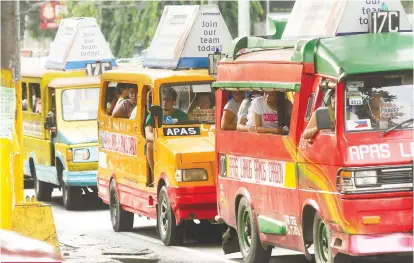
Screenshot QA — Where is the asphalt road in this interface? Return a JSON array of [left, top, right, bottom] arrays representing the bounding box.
[[23, 186, 412, 263]]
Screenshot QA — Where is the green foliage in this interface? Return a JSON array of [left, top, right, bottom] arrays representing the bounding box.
[[61, 1, 265, 58]]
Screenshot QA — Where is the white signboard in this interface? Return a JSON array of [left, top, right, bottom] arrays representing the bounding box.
[[337, 0, 411, 35], [45, 17, 116, 70], [0, 86, 16, 140], [226, 155, 286, 188], [282, 0, 412, 39], [144, 5, 233, 69]]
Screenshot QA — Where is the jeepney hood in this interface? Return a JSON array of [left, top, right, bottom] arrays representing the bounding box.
[[342, 131, 413, 166], [57, 123, 98, 145], [159, 136, 215, 163]]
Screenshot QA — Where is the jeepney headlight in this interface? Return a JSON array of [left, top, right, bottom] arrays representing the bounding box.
[[175, 169, 208, 182], [73, 148, 90, 161], [354, 170, 378, 186]]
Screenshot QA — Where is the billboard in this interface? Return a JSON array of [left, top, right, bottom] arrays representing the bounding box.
[[40, 1, 65, 30]]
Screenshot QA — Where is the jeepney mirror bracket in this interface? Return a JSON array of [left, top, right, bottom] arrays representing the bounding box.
[[315, 107, 332, 130], [150, 105, 163, 128], [44, 112, 55, 130]]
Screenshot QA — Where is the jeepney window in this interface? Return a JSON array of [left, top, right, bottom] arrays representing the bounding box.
[[305, 93, 315, 121], [160, 83, 215, 124], [29, 83, 41, 114], [62, 88, 99, 121], [22, 83, 28, 111], [344, 71, 413, 132], [221, 89, 290, 135]]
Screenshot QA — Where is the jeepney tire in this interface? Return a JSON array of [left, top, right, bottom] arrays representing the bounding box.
[[236, 197, 271, 263], [313, 213, 333, 263], [157, 186, 183, 246], [32, 164, 53, 202], [62, 183, 82, 210], [109, 180, 134, 232]]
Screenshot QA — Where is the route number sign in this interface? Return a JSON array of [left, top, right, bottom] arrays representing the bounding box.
[[369, 11, 400, 33], [85, 62, 112, 76]]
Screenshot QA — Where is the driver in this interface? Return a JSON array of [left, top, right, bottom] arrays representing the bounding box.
[[144, 88, 188, 185], [303, 89, 336, 141]]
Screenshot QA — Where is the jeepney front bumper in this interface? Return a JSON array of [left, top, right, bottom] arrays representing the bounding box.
[[331, 232, 413, 256], [62, 170, 97, 187], [167, 185, 217, 223]]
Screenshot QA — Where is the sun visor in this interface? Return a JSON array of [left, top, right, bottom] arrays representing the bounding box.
[[45, 17, 117, 71], [143, 5, 233, 69], [281, 0, 412, 39]]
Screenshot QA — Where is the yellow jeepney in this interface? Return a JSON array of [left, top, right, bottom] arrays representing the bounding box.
[[22, 16, 117, 209], [22, 68, 101, 209], [98, 66, 218, 244]]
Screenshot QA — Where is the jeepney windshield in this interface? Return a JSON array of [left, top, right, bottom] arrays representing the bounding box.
[[344, 71, 413, 132], [160, 82, 215, 125], [62, 88, 99, 121]]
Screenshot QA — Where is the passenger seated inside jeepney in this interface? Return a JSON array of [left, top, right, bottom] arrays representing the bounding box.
[[106, 87, 119, 115], [112, 84, 138, 118], [237, 91, 262, 132], [221, 90, 244, 130], [303, 89, 336, 141], [188, 93, 215, 122], [145, 87, 188, 186], [246, 91, 285, 134], [31, 85, 42, 113]]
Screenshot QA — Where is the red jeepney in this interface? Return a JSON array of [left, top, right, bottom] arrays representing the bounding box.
[[212, 32, 413, 263]]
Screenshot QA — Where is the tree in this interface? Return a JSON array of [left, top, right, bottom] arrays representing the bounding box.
[[63, 1, 265, 58]]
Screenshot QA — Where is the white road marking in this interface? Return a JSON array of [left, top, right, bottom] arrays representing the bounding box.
[[121, 232, 240, 263]]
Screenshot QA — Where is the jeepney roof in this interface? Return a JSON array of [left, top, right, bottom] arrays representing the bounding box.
[[48, 76, 101, 89], [316, 32, 413, 79], [21, 67, 86, 79], [102, 66, 214, 86], [223, 32, 413, 86]]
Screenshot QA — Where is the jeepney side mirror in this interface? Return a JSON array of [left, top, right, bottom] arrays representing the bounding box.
[[315, 107, 332, 130], [150, 105, 163, 128], [44, 112, 55, 129]]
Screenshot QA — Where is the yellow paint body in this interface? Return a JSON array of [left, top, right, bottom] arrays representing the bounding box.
[[11, 201, 60, 252], [0, 68, 20, 230], [21, 68, 99, 190], [98, 67, 219, 223]]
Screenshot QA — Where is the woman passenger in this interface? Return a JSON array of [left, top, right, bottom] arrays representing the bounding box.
[[221, 91, 244, 130], [247, 91, 283, 134]]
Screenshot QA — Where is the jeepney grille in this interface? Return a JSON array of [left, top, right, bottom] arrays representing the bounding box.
[[378, 167, 413, 185]]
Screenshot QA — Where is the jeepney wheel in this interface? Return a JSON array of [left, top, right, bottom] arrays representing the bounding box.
[[109, 180, 134, 232], [62, 183, 82, 210], [313, 213, 333, 263], [157, 186, 183, 246], [237, 197, 271, 263], [32, 164, 52, 202]]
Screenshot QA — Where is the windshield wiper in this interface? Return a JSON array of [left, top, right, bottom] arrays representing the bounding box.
[[380, 118, 414, 138]]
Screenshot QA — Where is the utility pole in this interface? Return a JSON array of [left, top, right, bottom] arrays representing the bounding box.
[[238, 0, 250, 37], [1, 0, 23, 230]]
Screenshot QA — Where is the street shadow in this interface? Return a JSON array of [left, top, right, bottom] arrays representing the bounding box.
[[24, 179, 34, 189], [131, 225, 159, 240], [50, 190, 108, 211]]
